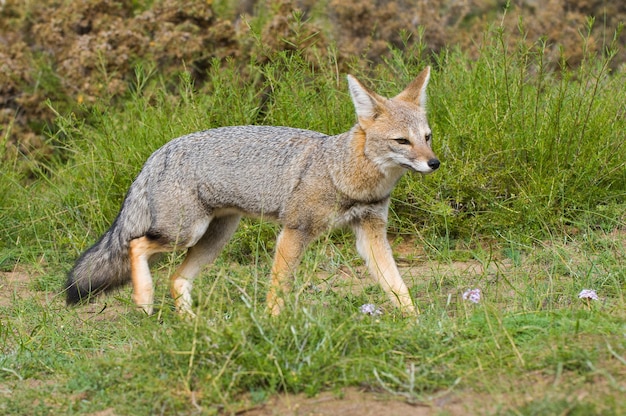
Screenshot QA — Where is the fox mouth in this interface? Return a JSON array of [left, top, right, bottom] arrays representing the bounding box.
[[400, 163, 438, 174]]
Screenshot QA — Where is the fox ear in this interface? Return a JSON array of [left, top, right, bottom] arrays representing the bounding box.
[[395, 66, 430, 108], [347, 75, 384, 121]]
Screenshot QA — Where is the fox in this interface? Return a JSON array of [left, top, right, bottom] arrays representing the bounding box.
[[65, 66, 440, 317]]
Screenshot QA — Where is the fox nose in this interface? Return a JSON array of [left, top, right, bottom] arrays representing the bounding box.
[[427, 158, 440, 171]]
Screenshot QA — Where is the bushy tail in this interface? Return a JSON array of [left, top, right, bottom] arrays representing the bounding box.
[[65, 217, 133, 305], [66, 171, 153, 305]]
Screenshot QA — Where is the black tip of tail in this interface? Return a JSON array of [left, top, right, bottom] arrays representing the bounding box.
[[65, 269, 104, 305], [65, 269, 119, 306], [65, 272, 86, 305]]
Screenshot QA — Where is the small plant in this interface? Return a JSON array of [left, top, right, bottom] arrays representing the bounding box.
[[462, 288, 481, 304]]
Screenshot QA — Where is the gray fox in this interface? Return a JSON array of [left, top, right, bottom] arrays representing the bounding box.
[[65, 67, 440, 316]]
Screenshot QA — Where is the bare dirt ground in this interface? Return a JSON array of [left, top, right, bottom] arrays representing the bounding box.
[[238, 387, 474, 416], [0, 268, 41, 308]]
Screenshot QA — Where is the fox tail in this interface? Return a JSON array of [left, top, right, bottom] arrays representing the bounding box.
[[65, 216, 133, 304], [65, 181, 151, 305]]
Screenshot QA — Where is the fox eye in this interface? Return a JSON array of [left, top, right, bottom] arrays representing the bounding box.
[[394, 138, 411, 145], [425, 133, 432, 142]]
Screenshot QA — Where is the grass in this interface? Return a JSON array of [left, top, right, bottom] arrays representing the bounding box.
[[1, 22, 625, 415], [1, 236, 624, 414]]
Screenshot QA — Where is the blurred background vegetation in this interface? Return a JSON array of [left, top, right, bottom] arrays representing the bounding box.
[[1, 0, 624, 267], [1, 0, 625, 174]]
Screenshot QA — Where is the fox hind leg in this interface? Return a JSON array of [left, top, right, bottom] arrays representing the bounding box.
[[129, 236, 171, 315], [170, 214, 241, 316]]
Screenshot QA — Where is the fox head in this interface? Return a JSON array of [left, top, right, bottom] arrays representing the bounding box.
[[347, 67, 440, 175]]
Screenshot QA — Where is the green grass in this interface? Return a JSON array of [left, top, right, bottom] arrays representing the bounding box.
[[1, 23, 625, 415], [1, 236, 624, 414]]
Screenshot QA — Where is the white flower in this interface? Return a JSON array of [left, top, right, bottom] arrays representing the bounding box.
[[462, 288, 481, 304], [359, 303, 382, 316], [578, 289, 599, 300]]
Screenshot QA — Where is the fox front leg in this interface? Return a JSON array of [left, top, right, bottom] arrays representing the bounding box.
[[353, 216, 417, 315]]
